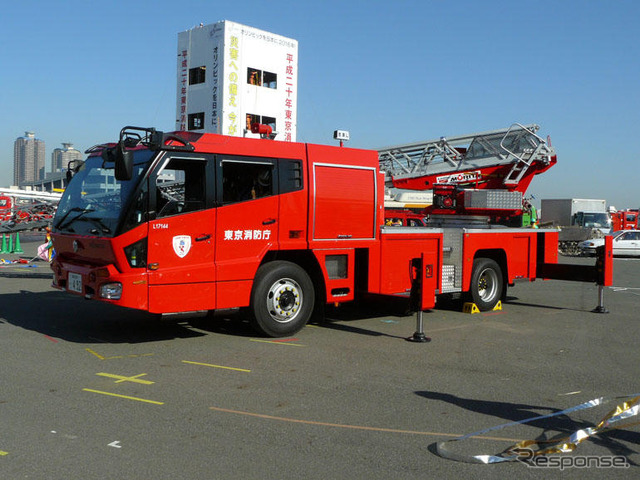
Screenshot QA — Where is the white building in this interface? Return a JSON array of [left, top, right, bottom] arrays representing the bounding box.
[[176, 20, 298, 142], [51, 142, 83, 173], [14, 131, 45, 185]]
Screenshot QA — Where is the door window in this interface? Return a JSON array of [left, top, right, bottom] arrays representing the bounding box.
[[156, 157, 207, 217], [221, 159, 274, 205]]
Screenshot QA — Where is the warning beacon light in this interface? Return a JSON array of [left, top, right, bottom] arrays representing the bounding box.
[[251, 123, 276, 140], [333, 129, 350, 147]]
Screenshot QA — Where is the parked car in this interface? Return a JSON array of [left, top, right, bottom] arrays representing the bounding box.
[[580, 230, 640, 257]]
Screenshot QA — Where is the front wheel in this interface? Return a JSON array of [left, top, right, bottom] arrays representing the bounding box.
[[250, 261, 315, 337], [468, 258, 503, 311]]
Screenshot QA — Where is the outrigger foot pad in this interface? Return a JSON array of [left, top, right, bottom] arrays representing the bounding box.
[[406, 332, 431, 343]]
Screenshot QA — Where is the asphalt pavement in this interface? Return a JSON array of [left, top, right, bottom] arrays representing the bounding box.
[[0, 234, 639, 479]]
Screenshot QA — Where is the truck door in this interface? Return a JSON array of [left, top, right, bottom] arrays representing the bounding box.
[[147, 153, 217, 313], [214, 156, 278, 307]]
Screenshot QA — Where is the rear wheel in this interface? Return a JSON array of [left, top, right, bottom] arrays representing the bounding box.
[[250, 261, 315, 337], [468, 258, 503, 311]]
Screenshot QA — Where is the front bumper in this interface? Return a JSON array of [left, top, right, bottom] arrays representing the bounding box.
[[51, 260, 148, 310]]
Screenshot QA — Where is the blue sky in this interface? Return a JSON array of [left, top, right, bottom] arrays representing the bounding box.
[[1, 0, 639, 208]]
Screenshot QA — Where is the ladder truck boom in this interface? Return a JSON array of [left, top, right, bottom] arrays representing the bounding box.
[[377, 123, 556, 193]]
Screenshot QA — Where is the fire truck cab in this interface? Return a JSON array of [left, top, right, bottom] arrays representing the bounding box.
[[52, 127, 389, 336]]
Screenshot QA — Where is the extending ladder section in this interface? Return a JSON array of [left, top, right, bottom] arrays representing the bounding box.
[[377, 123, 556, 192]]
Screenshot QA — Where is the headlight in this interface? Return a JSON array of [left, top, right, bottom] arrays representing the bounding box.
[[99, 282, 122, 300]]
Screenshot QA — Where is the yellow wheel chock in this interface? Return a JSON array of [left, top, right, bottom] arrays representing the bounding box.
[[463, 300, 502, 314], [463, 303, 480, 314]]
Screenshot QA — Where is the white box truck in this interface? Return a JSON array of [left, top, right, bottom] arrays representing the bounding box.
[[541, 198, 611, 255]]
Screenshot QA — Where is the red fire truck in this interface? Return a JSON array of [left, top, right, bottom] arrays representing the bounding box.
[[0, 195, 11, 222], [50, 126, 612, 337], [0, 188, 61, 233], [611, 209, 639, 231]]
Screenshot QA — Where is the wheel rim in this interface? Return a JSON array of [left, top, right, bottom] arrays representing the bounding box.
[[477, 268, 499, 302], [266, 278, 303, 324]]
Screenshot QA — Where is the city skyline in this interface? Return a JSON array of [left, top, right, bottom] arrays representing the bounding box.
[[10, 132, 83, 188], [13, 132, 45, 186]]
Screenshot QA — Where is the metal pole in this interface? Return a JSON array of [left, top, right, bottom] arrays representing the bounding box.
[[406, 257, 431, 343], [407, 309, 431, 343], [592, 285, 609, 314]]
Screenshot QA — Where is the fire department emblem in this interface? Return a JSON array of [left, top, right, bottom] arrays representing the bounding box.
[[172, 235, 192, 258]]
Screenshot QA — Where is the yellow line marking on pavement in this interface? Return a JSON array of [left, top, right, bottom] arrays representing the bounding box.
[[250, 339, 305, 347], [182, 360, 251, 372], [83, 389, 164, 405], [86, 348, 105, 360], [208, 406, 520, 442], [105, 353, 154, 360], [86, 348, 154, 360], [96, 373, 154, 384], [0, 451, 8, 456]]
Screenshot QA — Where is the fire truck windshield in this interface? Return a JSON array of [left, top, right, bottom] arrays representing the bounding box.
[[54, 150, 154, 236]]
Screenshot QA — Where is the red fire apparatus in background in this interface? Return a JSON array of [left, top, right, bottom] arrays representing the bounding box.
[[0, 188, 61, 233], [384, 191, 431, 227], [50, 125, 612, 337], [611, 209, 639, 231], [0, 195, 11, 222]]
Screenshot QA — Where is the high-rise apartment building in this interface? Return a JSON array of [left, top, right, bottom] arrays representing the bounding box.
[[177, 21, 298, 142], [51, 142, 83, 172], [14, 131, 45, 185]]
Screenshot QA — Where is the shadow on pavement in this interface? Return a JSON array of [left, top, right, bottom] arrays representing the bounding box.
[[417, 390, 640, 464], [317, 297, 415, 339], [0, 268, 53, 279], [0, 289, 225, 344]]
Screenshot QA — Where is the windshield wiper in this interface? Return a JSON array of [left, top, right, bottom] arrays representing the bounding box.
[[55, 207, 96, 231], [84, 217, 112, 234]]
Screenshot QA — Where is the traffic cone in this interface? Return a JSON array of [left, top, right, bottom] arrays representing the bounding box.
[[0, 234, 8, 254], [12, 233, 24, 254]]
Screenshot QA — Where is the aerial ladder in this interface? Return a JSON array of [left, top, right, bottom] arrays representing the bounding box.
[[377, 123, 556, 193], [377, 124, 556, 224]]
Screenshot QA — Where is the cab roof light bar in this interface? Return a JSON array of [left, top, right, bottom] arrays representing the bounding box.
[[85, 127, 196, 155], [119, 126, 195, 152]]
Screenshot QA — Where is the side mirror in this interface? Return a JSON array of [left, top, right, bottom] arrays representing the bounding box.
[[66, 159, 85, 182], [114, 145, 133, 181], [103, 144, 133, 181]]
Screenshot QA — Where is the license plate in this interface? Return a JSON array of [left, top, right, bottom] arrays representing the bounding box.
[[68, 272, 82, 293]]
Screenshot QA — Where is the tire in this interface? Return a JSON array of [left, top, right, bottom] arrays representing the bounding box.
[[468, 258, 503, 311], [250, 261, 315, 337]]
